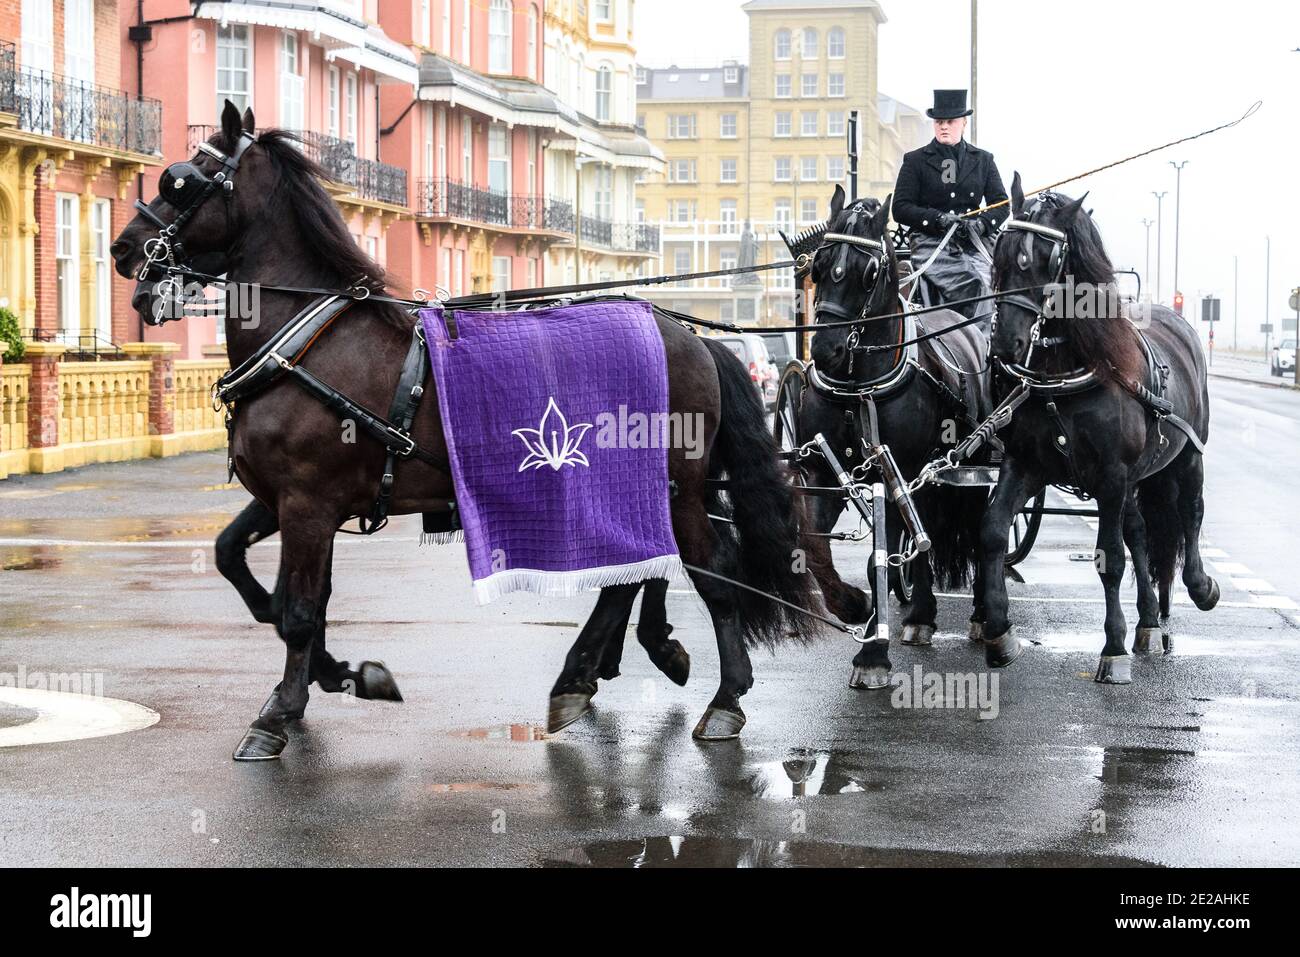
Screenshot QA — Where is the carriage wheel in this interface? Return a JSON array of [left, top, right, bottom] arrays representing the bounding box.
[[773, 361, 807, 454], [1006, 491, 1045, 567], [890, 532, 915, 603]]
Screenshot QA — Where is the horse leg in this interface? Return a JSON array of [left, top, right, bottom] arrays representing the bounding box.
[[805, 487, 872, 624], [1093, 472, 1132, 684], [668, 500, 752, 741], [1175, 448, 1219, 613], [967, 486, 989, 641], [978, 459, 1039, 668], [849, 509, 890, 688], [233, 506, 335, 761], [215, 499, 279, 624], [547, 583, 644, 733], [299, 540, 402, 703], [1123, 492, 1164, 655], [901, 502, 937, 647], [634, 577, 690, 686]]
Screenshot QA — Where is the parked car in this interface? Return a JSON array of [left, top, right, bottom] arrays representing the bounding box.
[[713, 333, 779, 410], [1271, 338, 1295, 377], [755, 330, 797, 371]]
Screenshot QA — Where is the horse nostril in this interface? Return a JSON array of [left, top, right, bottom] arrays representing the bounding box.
[[110, 239, 130, 260]]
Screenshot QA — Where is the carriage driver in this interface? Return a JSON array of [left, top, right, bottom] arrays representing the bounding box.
[[893, 89, 1009, 326]]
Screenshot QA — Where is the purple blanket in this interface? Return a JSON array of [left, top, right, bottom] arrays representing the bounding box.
[[421, 299, 681, 603]]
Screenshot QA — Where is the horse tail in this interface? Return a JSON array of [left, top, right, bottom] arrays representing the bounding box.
[[700, 338, 820, 647], [925, 484, 983, 590], [1137, 477, 1184, 591]]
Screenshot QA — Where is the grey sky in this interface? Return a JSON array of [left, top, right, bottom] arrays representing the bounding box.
[[637, 0, 1299, 348]]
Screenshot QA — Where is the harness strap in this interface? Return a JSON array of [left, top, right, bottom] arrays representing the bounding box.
[[365, 323, 435, 532]]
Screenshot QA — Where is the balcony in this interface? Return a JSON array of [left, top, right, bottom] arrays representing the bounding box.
[[0, 41, 161, 156], [186, 126, 408, 208], [573, 215, 660, 255], [415, 179, 574, 237]]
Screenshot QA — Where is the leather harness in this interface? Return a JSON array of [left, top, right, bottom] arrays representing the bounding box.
[[213, 297, 452, 534]]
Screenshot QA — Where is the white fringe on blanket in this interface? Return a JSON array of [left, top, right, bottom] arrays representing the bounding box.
[[420, 530, 466, 545], [469, 554, 683, 606]]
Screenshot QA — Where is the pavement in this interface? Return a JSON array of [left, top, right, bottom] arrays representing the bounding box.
[[1, 376, 1299, 867]]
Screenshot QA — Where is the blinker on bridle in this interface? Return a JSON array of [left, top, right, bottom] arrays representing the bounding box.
[[993, 198, 1071, 369], [134, 132, 255, 286]]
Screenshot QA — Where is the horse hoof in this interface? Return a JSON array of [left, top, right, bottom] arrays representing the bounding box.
[[233, 727, 288, 761], [1162, 632, 1174, 656], [1132, 626, 1161, 655], [692, 706, 745, 741], [849, 664, 891, 690], [1194, 578, 1220, 612], [1094, 654, 1132, 685], [644, 636, 691, 687], [984, 628, 1023, 668], [547, 693, 593, 734], [901, 623, 935, 646], [968, 621, 986, 643], [358, 661, 404, 702]]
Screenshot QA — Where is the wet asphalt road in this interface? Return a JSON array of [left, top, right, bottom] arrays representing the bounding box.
[[1, 376, 1298, 868]]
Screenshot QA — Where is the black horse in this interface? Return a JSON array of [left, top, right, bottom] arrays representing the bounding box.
[[789, 187, 991, 688], [109, 102, 818, 758], [979, 174, 1218, 682]]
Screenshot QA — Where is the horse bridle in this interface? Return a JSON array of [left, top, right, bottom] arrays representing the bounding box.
[[992, 198, 1071, 371], [132, 132, 255, 322], [812, 205, 891, 367]]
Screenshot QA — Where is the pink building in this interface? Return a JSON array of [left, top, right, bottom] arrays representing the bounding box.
[[379, 0, 570, 300], [119, 0, 417, 356]]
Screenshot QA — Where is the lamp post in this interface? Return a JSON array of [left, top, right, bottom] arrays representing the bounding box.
[[1169, 160, 1188, 300], [1151, 191, 1167, 303], [970, 0, 978, 145], [1142, 218, 1154, 300]]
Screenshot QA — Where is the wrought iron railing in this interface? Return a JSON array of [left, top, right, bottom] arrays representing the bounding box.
[[0, 41, 16, 115], [416, 179, 574, 233], [23, 329, 125, 360], [6, 55, 161, 155], [579, 215, 659, 253], [186, 126, 407, 206]]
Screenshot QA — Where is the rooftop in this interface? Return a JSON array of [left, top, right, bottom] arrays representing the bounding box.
[[638, 65, 751, 101]]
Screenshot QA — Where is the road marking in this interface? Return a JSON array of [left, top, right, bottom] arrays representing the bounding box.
[[0, 687, 159, 748], [1231, 577, 1276, 593], [1211, 561, 1253, 576]]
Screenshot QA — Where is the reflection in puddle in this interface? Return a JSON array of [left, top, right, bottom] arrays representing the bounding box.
[[1, 555, 60, 572], [748, 748, 887, 799], [452, 723, 550, 742], [426, 782, 532, 794], [544, 836, 1158, 868]]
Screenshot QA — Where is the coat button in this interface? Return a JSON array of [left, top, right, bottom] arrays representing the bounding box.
[[970, 191, 976, 197], [922, 219, 929, 226], [950, 191, 956, 198]]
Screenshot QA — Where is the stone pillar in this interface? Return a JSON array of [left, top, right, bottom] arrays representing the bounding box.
[[122, 341, 181, 458], [24, 341, 67, 474]]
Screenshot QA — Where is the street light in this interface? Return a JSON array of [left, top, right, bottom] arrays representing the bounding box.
[[1169, 160, 1189, 300], [1152, 191, 1167, 303], [1141, 218, 1154, 300]]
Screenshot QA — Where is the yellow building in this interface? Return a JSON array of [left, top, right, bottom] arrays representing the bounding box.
[[636, 0, 925, 325]]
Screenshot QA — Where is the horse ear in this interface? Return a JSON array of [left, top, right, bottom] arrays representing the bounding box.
[[241, 107, 256, 135], [1065, 192, 1089, 222], [220, 100, 243, 151], [1010, 171, 1025, 217], [830, 184, 846, 220], [872, 193, 893, 234]]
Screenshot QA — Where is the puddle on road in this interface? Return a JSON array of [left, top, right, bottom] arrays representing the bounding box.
[[425, 782, 535, 794], [0, 515, 236, 544], [451, 723, 550, 742], [747, 748, 889, 799], [1, 555, 61, 572], [543, 836, 1159, 868], [0, 703, 39, 730]]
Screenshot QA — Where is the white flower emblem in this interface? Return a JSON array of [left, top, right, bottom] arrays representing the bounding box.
[[512, 397, 593, 472]]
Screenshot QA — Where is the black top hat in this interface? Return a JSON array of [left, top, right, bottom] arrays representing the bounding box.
[[927, 89, 972, 120]]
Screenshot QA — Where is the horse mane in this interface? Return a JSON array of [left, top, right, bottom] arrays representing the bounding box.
[[1002, 191, 1142, 383], [248, 129, 411, 329]]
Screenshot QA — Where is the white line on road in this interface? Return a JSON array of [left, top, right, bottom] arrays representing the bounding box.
[[0, 687, 160, 749]]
